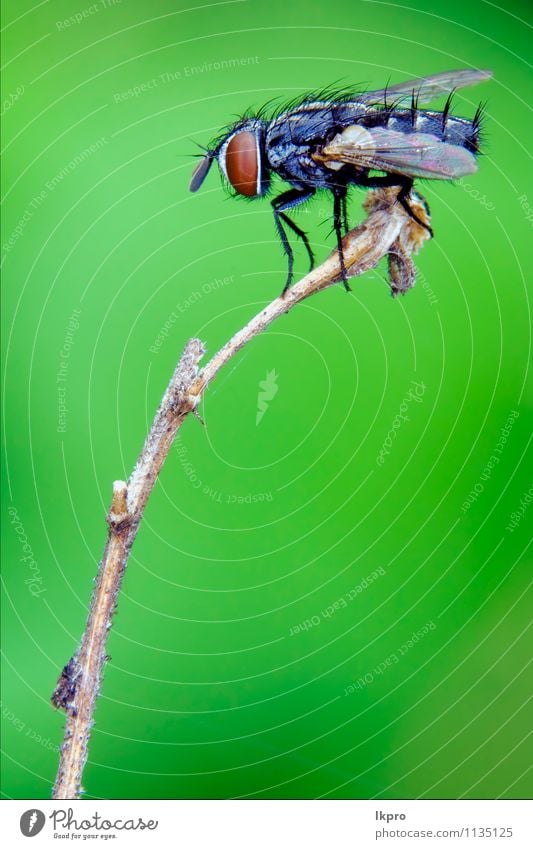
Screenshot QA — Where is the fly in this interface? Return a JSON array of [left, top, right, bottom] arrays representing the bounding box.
[[190, 68, 492, 294]]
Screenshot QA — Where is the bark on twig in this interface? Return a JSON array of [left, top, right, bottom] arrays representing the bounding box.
[[51, 188, 430, 799], [52, 340, 206, 799]]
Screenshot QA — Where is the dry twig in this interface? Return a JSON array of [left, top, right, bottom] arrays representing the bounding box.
[[51, 188, 431, 799]]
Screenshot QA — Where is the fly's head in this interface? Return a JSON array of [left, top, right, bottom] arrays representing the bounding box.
[[190, 119, 270, 198]]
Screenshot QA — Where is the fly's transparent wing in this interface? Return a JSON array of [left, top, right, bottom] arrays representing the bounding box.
[[314, 126, 478, 180], [360, 68, 492, 106]]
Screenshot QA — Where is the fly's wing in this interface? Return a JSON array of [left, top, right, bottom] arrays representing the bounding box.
[[359, 68, 492, 106], [314, 126, 478, 179]]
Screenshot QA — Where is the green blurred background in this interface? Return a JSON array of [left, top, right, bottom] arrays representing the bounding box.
[[1, 0, 531, 801]]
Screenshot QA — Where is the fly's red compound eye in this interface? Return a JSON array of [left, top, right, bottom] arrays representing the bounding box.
[[224, 131, 260, 196]]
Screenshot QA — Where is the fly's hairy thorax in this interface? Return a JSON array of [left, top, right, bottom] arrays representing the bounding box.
[[266, 102, 369, 188]]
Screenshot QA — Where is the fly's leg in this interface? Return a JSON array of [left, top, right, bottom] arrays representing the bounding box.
[[279, 212, 315, 271], [396, 179, 434, 237], [340, 192, 349, 235], [271, 188, 315, 295], [272, 208, 295, 294], [333, 188, 351, 292], [358, 175, 433, 237]]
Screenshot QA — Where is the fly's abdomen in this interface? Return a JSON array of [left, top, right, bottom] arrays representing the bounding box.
[[354, 107, 482, 154]]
